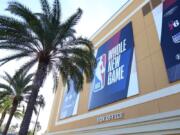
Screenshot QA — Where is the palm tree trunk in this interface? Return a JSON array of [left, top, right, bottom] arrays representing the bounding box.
[[19, 62, 47, 135], [2, 99, 18, 135], [0, 110, 7, 128], [33, 105, 41, 135]]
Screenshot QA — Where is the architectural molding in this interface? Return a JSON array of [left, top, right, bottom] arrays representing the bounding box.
[[48, 109, 180, 135]]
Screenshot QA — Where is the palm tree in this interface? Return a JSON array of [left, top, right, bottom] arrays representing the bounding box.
[[0, 70, 34, 135], [0, 92, 41, 131], [0, 97, 24, 129], [0, 0, 96, 134], [0, 97, 11, 128]]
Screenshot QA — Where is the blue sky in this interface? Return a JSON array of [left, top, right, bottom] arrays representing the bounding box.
[[0, 0, 128, 37], [0, 0, 128, 134]]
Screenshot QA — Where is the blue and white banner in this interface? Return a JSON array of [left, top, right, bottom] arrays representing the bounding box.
[[89, 22, 139, 110], [160, 0, 180, 82], [59, 79, 79, 119]]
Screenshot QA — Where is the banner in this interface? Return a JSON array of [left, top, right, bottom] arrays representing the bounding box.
[[59, 79, 79, 119], [161, 0, 180, 82], [89, 22, 139, 110]]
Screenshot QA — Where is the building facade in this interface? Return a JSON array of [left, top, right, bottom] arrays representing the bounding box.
[[46, 0, 180, 134]]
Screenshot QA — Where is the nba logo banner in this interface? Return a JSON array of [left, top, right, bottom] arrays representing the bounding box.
[[161, 0, 180, 82], [94, 54, 106, 92], [89, 22, 139, 110]]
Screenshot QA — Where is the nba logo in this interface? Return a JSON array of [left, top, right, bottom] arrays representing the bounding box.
[[93, 54, 106, 92]]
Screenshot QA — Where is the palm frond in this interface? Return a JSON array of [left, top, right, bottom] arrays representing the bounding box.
[[52, 0, 61, 24], [36, 95, 45, 108], [12, 70, 34, 95], [0, 96, 12, 112], [69, 65, 84, 92], [52, 69, 59, 92], [0, 36, 39, 51], [0, 15, 34, 39], [19, 74, 34, 90], [40, 0, 50, 17], [7, 1, 44, 40], [52, 8, 82, 46], [0, 84, 14, 93], [52, 28, 76, 47], [0, 91, 11, 99], [0, 51, 32, 66], [1, 71, 13, 83], [0, 44, 33, 52], [63, 8, 82, 28], [58, 57, 83, 91], [59, 67, 68, 87], [16, 58, 38, 77], [0, 40, 40, 52], [14, 109, 24, 119], [0, 28, 30, 41], [23, 85, 34, 94], [68, 37, 94, 53]]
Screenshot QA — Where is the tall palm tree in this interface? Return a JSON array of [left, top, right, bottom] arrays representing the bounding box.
[[0, 70, 34, 135], [0, 0, 96, 134]]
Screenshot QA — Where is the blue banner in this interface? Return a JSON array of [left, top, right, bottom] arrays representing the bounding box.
[[60, 79, 79, 119], [161, 0, 180, 82], [89, 22, 135, 110]]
